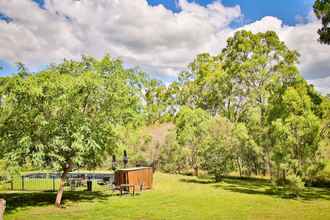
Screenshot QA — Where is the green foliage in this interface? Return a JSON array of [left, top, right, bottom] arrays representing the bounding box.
[[145, 79, 176, 124], [271, 86, 324, 183], [168, 30, 327, 185], [0, 29, 328, 192], [159, 131, 190, 173], [201, 117, 235, 181], [0, 55, 146, 173], [175, 107, 210, 175], [116, 126, 153, 167], [314, 0, 330, 44]]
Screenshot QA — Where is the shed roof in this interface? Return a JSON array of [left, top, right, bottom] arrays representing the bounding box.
[[117, 167, 151, 171]]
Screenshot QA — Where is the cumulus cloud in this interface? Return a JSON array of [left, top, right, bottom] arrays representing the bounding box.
[[0, 0, 241, 77], [0, 0, 329, 93]]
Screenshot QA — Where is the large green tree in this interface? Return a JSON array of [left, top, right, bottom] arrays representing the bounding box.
[[0, 56, 145, 207], [176, 31, 302, 177], [175, 107, 210, 176], [271, 86, 323, 184], [172, 30, 326, 185], [314, 0, 330, 44]]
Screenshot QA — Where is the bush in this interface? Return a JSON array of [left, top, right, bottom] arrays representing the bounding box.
[[286, 174, 305, 196]]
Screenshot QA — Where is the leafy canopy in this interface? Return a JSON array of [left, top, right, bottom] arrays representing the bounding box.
[[0, 55, 146, 172]]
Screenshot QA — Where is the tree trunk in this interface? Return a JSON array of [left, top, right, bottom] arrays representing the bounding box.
[[55, 166, 71, 208], [236, 158, 242, 177], [0, 199, 5, 220], [193, 166, 199, 176], [267, 151, 273, 179]]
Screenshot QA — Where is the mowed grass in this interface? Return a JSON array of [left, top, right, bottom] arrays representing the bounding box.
[[1, 173, 330, 220]]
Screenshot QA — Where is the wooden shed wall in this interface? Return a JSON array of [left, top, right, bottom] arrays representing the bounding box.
[[114, 167, 153, 191]]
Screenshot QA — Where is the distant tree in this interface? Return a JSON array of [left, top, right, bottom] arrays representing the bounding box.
[[176, 53, 225, 115], [201, 116, 235, 181], [232, 122, 262, 177], [16, 62, 29, 78], [0, 56, 145, 207], [159, 131, 190, 174], [175, 107, 210, 176], [314, 0, 330, 44], [145, 79, 176, 124]]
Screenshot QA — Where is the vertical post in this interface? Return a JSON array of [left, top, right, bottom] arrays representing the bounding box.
[[52, 176, 55, 192], [21, 176, 24, 191]]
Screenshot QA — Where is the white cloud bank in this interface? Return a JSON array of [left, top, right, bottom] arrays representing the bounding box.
[[0, 0, 329, 93]]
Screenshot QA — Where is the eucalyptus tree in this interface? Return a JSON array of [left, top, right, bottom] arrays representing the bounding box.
[[176, 31, 302, 176], [176, 53, 225, 115], [0, 56, 145, 207], [270, 85, 324, 184], [201, 116, 235, 181], [177, 31, 300, 122], [159, 130, 190, 174], [145, 79, 177, 124], [175, 106, 210, 176], [314, 0, 330, 44]]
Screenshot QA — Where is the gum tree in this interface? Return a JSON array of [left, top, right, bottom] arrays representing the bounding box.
[[175, 106, 210, 176]]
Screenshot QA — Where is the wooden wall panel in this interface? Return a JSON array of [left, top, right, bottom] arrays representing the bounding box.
[[114, 167, 153, 191]]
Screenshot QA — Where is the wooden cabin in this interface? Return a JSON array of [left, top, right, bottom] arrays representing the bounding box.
[[114, 167, 153, 191]]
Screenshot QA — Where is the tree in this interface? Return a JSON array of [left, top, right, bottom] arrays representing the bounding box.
[[232, 122, 262, 177], [175, 107, 210, 176], [145, 79, 176, 124], [177, 31, 300, 122], [0, 56, 145, 207], [16, 62, 29, 78], [271, 86, 324, 184], [176, 53, 225, 115], [314, 0, 330, 44], [175, 30, 302, 177], [170, 30, 327, 186], [201, 116, 235, 181], [159, 131, 190, 174]]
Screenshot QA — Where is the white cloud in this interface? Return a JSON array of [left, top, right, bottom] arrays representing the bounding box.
[[0, 0, 329, 93], [0, 0, 241, 78]]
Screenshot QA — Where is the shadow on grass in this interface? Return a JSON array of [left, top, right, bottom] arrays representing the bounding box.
[[0, 190, 112, 213], [180, 175, 330, 201], [180, 178, 214, 184]]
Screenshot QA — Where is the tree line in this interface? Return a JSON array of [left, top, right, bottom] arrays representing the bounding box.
[[155, 31, 330, 189]]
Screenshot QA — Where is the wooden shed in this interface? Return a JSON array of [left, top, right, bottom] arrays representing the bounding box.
[[114, 167, 153, 191]]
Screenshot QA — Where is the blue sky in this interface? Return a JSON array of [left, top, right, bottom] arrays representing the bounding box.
[[147, 0, 315, 25], [0, 0, 329, 93]]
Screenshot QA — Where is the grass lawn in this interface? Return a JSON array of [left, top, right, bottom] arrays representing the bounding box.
[[1, 172, 330, 220]]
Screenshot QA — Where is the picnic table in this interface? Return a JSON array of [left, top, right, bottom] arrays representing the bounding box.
[[119, 184, 135, 196]]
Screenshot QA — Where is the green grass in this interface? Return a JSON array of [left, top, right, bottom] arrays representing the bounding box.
[[1, 173, 330, 220]]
